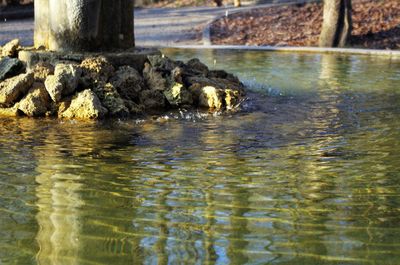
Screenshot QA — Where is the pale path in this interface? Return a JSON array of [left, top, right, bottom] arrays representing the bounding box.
[[0, 4, 268, 47], [0, 1, 311, 47]]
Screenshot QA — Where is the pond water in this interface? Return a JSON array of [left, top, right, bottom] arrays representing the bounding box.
[[1, 49, 400, 265]]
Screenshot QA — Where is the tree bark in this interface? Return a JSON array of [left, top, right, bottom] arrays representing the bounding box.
[[319, 0, 352, 47], [35, 0, 134, 52]]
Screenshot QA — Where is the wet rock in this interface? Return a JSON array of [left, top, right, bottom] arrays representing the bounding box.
[[0, 57, 24, 81], [80, 57, 115, 82], [187, 58, 209, 76], [1, 39, 20, 58], [143, 62, 167, 92], [198, 86, 225, 110], [32, 62, 54, 82], [60, 89, 108, 120], [110, 66, 144, 101], [140, 89, 166, 110], [224, 89, 242, 110], [0, 72, 34, 107], [45, 63, 81, 102], [0, 106, 20, 117], [164, 83, 193, 107], [18, 82, 51, 117], [92, 82, 129, 116]]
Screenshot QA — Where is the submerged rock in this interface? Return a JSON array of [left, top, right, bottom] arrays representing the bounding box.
[[0, 57, 24, 81], [1, 39, 20, 58], [0, 72, 34, 107], [45, 63, 81, 103], [18, 82, 51, 117], [60, 89, 108, 120]]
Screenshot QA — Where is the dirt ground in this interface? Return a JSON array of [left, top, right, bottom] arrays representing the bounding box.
[[210, 0, 400, 49]]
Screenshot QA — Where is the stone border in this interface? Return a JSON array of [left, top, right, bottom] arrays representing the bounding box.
[[169, 45, 400, 58], [202, 0, 320, 45]]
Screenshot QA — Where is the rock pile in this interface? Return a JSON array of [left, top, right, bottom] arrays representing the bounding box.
[[0, 39, 245, 120]]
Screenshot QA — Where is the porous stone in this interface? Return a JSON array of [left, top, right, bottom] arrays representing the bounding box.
[[110, 66, 144, 101], [1, 39, 20, 58], [92, 82, 130, 116], [60, 89, 108, 120], [140, 89, 166, 110], [0, 72, 34, 107], [143, 62, 167, 92], [0, 57, 24, 81], [32, 62, 54, 82], [198, 86, 224, 110], [18, 82, 51, 117], [44, 63, 81, 102], [81, 57, 115, 82], [187, 58, 209, 76], [44, 75, 63, 103], [0, 106, 20, 117], [164, 83, 193, 107], [224, 89, 242, 110], [147, 55, 184, 71]]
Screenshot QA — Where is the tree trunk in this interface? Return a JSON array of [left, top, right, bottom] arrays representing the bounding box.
[[34, 0, 134, 52], [319, 0, 352, 47]]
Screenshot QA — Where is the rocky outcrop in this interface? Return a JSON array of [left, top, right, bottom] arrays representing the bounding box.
[[0, 41, 246, 120], [18, 82, 51, 117], [0, 72, 34, 107], [0, 57, 24, 81], [60, 89, 108, 120], [1, 39, 20, 58]]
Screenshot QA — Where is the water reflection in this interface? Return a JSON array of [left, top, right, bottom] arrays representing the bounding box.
[[0, 50, 400, 264]]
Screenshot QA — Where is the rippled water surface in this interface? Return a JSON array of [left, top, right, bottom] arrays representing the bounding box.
[[1, 49, 400, 265]]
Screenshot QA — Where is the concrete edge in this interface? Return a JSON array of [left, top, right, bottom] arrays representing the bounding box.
[[161, 44, 400, 57], [201, 0, 320, 45]]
